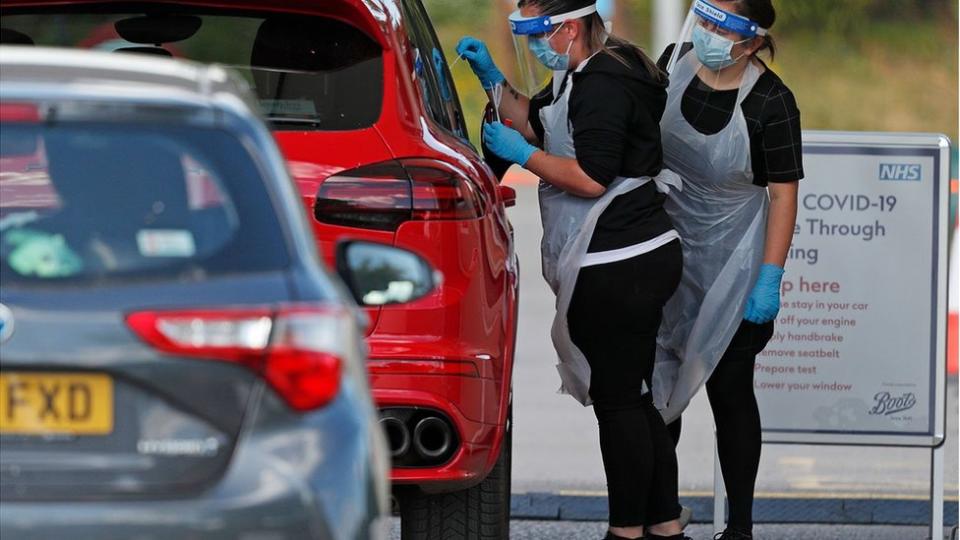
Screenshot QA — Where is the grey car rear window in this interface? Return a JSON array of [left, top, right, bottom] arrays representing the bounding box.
[[0, 11, 383, 131], [0, 122, 290, 285]]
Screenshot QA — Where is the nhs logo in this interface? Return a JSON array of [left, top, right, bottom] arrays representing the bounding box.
[[879, 163, 922, 181]]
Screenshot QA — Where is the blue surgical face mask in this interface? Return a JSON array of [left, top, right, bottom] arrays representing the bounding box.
[[692, 24, 749, 71], [528, 25, 572, 71]]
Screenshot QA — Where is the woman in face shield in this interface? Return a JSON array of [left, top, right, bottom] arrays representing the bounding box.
[[457, 2, 688, 539], [653, 1, 802, 539]]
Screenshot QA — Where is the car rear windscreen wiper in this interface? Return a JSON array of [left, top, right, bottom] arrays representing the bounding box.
[[267, 117, 323, 128]]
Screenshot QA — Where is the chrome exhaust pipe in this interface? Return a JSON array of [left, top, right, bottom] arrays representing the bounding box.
[[412, 416, 453, 460], [380, 416, 411, 458]]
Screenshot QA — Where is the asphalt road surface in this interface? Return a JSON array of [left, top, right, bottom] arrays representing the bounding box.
[[388, 519, 954, 540]]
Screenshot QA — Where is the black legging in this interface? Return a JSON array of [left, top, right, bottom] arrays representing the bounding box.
[[667, 319, 774, 533], [568, 240, 683, 528]]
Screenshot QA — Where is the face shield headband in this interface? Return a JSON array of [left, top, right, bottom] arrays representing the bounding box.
[[508, 3, 599, 37], [692, 0, 767, 39]]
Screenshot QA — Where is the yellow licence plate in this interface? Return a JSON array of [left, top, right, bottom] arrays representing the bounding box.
[[0, 372, 113, 435]]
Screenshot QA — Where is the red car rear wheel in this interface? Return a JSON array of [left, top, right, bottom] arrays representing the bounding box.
[[399, 409, 512, 540]]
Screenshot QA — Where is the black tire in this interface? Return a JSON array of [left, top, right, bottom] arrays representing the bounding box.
[[399, 412, 512, 540]]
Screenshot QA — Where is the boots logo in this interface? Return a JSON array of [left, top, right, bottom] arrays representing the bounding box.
[[869, 391, 917, 416]]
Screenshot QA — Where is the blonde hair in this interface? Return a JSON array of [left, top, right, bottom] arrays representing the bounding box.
[[583, 12, 665, 83]]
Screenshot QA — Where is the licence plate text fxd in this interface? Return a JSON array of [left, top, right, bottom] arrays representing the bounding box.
[[0, 373, 113, 435]]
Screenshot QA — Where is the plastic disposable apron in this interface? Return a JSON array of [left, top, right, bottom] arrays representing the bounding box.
[[653, 52, 767, 423], [539, 56, 681, 406]]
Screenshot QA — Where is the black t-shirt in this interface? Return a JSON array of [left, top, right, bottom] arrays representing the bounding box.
[[529, 48, 675, 253], [658, 44, 804, 186]]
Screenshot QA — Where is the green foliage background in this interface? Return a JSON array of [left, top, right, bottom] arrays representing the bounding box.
[[426, 0, 959, 147]]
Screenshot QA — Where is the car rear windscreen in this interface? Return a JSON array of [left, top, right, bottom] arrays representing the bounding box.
[[0, 121, 290, 285], [0, 11, 383, 130]]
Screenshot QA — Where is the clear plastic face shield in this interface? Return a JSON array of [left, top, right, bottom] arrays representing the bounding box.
[[664, 0, 767, 74], [508, 3, 599, 96]]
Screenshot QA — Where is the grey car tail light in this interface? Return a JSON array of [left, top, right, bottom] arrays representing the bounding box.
[[127, 306, 352, 411]]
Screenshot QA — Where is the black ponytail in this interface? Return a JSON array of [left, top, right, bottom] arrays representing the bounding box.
[[733, 0, 777, 61]]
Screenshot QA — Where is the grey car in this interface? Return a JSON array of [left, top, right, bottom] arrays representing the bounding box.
[[0, 47, 435, 539]]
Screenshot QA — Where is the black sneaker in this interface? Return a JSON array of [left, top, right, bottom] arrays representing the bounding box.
[[714, 528, 753, 540]]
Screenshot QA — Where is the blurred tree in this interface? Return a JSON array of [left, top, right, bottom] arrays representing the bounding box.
[[496, 0, 518, 82], [614, 0, 631, 39], [422, 1, 488, 26], [774, 0, 955, 35], [423, 0, 957, 144]]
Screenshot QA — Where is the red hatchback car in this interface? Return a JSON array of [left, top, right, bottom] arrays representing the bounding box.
[[0, 1, 520, 537]]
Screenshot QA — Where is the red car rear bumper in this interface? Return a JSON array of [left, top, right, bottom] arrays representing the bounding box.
[[370, 364, 504, 492]]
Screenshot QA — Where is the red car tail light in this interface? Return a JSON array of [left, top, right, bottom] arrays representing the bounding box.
[[126, 307, 346, 411], [404, 158, 484, 221], [314, 158, 484, 230], [315, 162, 413, 231]]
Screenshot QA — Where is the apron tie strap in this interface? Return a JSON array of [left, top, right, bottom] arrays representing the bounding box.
[[653, 168, 683, 195]]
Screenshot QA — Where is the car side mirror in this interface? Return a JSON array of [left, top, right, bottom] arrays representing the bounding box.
[[336, 241, 439, 306]]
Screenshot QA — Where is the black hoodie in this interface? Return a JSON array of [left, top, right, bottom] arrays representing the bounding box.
[[529, 45, 674, 253]]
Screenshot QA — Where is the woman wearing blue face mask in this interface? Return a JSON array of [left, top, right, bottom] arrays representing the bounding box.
[[457, 2, 689, 539], [653, 1, 802, 539]]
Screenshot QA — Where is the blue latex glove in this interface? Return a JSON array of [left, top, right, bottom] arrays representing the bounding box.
[[743, 263, 785, 324], [456, 36, 505, 89], [482, 122, 538, 166]]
